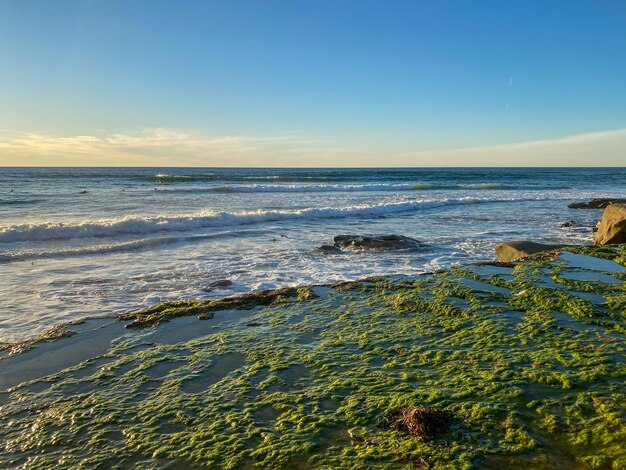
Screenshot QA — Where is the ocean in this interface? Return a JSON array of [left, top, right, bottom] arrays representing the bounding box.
[[0, 167, 624, 342]]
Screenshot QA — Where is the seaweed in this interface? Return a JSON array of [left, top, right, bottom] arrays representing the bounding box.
[[0, 324, 75, 356], [382, 406, 455, 441], [119, 286, 318, 328], [1, 245, 626, 469]]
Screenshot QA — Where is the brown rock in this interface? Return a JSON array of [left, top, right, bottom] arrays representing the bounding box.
[[494, 241, 567, 262], [594, 203, 626, 245]]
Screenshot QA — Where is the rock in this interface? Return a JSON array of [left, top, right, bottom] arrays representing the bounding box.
[[568, 198, 626, 209], [318, 244, 343, 253], [495, 241, 568, 262], [594, 203, 626, 245], [560, 220, 576, 227], [202, 280, 233, 291], [332, 234, 422, 251]]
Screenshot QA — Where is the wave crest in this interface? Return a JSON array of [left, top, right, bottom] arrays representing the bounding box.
[[0, 196, 529, 243]]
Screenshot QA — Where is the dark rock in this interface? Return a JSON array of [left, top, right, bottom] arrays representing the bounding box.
[[560, 220, 576, 227], [318, 244, 343, 253], [332, 234, 422, 251], [594, 203, 626, 245], [208, 279, 233, 288], [568, 198, 626, 209], [495, 241, 568, 262], [202, 279, 233, 291]]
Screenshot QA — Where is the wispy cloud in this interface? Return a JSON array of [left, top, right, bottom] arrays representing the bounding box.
[[394, 128, 626, 167], [0, 129, 341, 166], [0, 127, 625, 167]]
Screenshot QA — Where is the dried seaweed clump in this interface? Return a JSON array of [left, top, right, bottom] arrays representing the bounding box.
[[383, 406, 454, 441]]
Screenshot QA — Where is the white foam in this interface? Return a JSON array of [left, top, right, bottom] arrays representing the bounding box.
[[0, 196, 530, 243], [211, 183, 422, 192]]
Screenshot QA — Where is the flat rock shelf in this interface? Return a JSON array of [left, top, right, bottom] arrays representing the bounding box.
[[1, 245, 626, 469]]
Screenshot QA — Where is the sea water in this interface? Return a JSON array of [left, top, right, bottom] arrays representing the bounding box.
[[0, 167, 624, 341]]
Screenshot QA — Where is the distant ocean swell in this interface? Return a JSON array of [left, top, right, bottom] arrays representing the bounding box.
[[17, 172, 569, 189], [0, 230, 265, 263], [160, 182, 571, 194], [0, 198, 45, 205], [0, 237, 178, 262], [208, 183, 514, 192], [0, 196, 551, 243]]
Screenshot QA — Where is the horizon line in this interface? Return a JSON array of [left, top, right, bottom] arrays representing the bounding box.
[[2, 165, 626, 169]]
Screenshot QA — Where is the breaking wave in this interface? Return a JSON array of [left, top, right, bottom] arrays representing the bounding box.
[[0, 196, 539, 243]]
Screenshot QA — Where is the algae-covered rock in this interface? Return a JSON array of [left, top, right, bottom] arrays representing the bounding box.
[[0, 324, 75, 356], [119, 286, 317, 328], [568, 197, 626, 209], [594, 203, 626, 245], [495, 241, 567, 262], [330, 234, 422, 252]]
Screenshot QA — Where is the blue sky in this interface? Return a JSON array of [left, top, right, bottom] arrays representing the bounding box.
[[1, 0, 625, 166]]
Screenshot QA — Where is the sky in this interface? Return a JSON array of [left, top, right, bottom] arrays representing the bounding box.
[[0, 0, 625, 167]]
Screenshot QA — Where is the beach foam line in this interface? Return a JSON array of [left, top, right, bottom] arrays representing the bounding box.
[[208, 183, 436, 192], [0, 196, 543, 243], [148, 173, 216, 182]]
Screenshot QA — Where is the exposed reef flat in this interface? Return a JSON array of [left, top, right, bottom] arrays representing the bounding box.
[[1, 245, 626, 469]]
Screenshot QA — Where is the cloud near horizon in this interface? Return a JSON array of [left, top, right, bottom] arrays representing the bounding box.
[[0, 127, 625, 167], [0, 129, 339, 167]]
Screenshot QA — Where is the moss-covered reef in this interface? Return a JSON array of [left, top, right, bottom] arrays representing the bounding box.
[[0, 325, 75, 356], [119, 286, 318, 328], [1, 246, 626, 469]]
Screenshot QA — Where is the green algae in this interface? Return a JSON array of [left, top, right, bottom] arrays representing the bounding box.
[[566, 245, 626, 267], [1, 248, 626, 469], [119, 286, 318, 328], [0, 325, 76, 356]]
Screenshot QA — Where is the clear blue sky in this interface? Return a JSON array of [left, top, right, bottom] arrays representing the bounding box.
[[1, 0, 625, 166]]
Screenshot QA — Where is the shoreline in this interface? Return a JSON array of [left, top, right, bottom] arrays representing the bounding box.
[[1, 169, 614, 342], [0, 242, 594, 356]]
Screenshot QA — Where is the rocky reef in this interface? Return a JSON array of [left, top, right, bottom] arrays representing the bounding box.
[[1, 245, 626, 469]]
